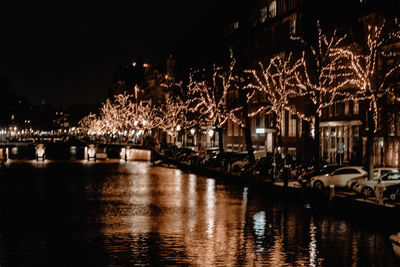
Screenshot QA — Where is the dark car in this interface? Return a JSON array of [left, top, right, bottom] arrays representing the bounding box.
[[382, 182, 400, 202], [202, 148, 224, 168], [175, 147, 197, 161], [242, 154, 274, 176], [298, 165, 341, 187], [159, 143, 178, 157]]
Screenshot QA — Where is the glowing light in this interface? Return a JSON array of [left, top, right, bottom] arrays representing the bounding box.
[[208, 129, 214, 137], [190, 128, 196, 135]]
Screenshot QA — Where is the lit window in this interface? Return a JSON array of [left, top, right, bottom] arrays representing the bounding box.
[[289, 18, 296, 35], [228, 120, 233, 137], [345, 101, 349, 115], [281, 110, 286, 137], [269, 1, 277, 18], [260, 6, 268, 22], [288, 108, 297, 137], [353, 101, 359, 115], [288, 148, 296, 160]]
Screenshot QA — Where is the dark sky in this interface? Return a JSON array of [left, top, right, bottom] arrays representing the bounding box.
[[0, 2, 219, 107]]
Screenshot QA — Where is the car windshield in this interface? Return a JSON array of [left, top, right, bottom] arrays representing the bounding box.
[[384, 172, 400, 180]]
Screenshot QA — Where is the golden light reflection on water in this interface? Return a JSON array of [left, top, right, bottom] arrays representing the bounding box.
[[87, 162, 400, 266], [1, 161, 399, 266], [309, 217, 318, 267], [205, 178, 215, 238]]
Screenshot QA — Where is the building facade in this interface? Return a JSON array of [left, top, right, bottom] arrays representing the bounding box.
[[217, 0, 400, 165]]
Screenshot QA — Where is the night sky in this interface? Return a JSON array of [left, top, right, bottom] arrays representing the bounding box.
[[0, 3, 219, 107]]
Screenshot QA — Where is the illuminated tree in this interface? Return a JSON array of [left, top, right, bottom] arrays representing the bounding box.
[[292, 22, 354, 166], [158, 93, 193, 144], [188, 61, 241, 154], [335, 18, 400, 179], [246, 52, 304, 135]]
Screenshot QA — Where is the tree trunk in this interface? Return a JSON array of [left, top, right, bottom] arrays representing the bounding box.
[[243, 107, 255, 164], [217, 126, 224, 155], [366, 110, 375, 180], [238, 86, 255, 164], [314, 114, 321, 168]]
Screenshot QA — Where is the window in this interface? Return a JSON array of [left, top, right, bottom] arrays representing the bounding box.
[[353, 101, 359, 115], [345, 101, 349, 115], [260, 6, 268, 23], [269, 1, 277, 18], [289, 18, 296, 35], [228, 120, 233, 137], [352, 126, 359, 137], [281, 110, 286, 137], [288, 108, 297, 137], [251, 117, 256, 136], [259, 113, 265, 136], [234, 122, 240, 136], [288, 147, 296, 160], [388, 173, 400, 180], [334, 168, 360, 175]]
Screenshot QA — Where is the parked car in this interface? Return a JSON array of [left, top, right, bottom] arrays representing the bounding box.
[[242, 154, 274, 176], [226, 152, 249, 173], [354, 172, 400, 197], [310, 166, 367, 189], [383, 183, 400, 202], [298, 165, 341, 187], [346, 167, 399, 190], [202, 148, 224, 168], [175, 147, 197, 162], [159, 143, 178, 157]]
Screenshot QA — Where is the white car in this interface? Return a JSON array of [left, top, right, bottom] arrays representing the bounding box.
[[354, 172, 400, 197], [310, 166, 367, 189], [346, 167, 399, 190]]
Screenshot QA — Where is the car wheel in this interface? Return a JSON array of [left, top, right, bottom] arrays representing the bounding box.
[[350, 182, 358, 191], [361, 187, 374, 198], [313, 181, 324, 190]]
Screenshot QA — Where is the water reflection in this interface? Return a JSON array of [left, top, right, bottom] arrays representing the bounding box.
[[0, 161, 399, 266], [253, 211, 266, 251], [309, 217, 318, 267], [205, 178, 216, 238]]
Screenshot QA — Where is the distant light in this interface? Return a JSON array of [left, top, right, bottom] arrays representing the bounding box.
[[208, 129, 214, 137], [132, 62, 136, 67], [176, 125, 181, 131], [256, 128, 266, 134], [190, 128, 196, 135]]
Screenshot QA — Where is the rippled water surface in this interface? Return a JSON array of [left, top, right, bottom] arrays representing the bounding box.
[[0, 161, 399, 266]]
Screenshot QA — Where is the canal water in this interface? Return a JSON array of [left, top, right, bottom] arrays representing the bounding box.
[[0, 161, 399, 266]]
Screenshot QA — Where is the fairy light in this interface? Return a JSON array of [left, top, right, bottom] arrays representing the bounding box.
[[245, 52, 305, 133], [187, 60, 241, 129], [332, 19, 400, 132]]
